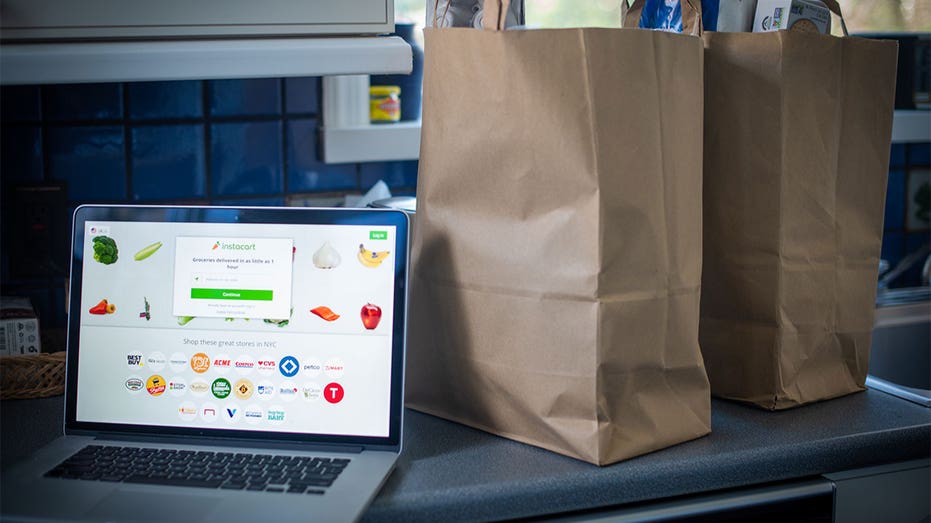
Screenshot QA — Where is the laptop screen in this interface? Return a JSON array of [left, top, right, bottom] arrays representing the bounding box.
[[65, 206, 408, 449]]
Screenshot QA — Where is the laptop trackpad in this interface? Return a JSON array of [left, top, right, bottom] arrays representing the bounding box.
[[87, 490, 220, 521]]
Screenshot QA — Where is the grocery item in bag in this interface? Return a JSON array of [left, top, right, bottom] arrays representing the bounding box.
[[632, 0, 758, 33], [752, 0, 830, 33], [633, 0, 822, 33], [706, 0, 757, 31], [426, 0, 524, 29], [634, 0, 703, 33]]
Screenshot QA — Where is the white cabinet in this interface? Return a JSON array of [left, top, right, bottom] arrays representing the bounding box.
[[0, 38, 411, 85], [1, 0, 393, 39], [0, 0, 410, 84]]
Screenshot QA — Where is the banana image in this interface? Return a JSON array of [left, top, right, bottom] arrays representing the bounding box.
[[358, 243, 391, 268]]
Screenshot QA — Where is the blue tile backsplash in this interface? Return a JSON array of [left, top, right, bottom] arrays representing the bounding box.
[[881, 232, 906, 269], [1, 85, 41, 122], [880, 141, 931, 290], [889, 143, 906, 168], [1, 78, 419, 330], [0, 78, 417, 206], [127, 81, 203, 121], [884, 170, 907, 230], [287, 119, 358, 192], [210, 121, 283, 196], [44, 83, 123, 121], [46, 125, 126, 200], [360, 160, 419, 193], [208, 78, 281, 117], [131, 124, 206, 200], [912, 143, 930, 166], [213, 196, 287, 207], [1, 126, 43, 184], [285, 77, 321, 115]]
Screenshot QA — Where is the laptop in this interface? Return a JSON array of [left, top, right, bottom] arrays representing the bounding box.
[[1, 204, 410, 523]]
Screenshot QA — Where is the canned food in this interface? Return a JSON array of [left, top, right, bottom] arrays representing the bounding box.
[[370, 86, 401, 123]]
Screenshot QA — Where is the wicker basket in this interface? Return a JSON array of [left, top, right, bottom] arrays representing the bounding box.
[[0, 351, 66, 400]]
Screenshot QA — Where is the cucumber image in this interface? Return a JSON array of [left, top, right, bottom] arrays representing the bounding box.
[[134, 241, 163, 261]]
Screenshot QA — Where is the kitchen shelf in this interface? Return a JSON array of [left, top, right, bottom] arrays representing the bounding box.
[[320, 74, 421, 163], [892, 110, 931, 143], [0, 36, 412, 85], [322, 121, 421, 163], [319, 109, 926, 165]]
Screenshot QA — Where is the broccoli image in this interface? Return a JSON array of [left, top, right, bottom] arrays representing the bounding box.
[[92, 236, 119, 265]]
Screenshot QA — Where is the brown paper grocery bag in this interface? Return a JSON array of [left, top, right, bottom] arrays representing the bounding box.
[[405, 1, 711, 465], [699, 30, 898, 409]]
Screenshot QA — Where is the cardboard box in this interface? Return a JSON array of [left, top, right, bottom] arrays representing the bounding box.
[[1, 297, 41, 356], [753, 0, 831, 34]]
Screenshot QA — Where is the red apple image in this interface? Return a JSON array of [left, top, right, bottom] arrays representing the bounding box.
[[360, 303, 382, 330]]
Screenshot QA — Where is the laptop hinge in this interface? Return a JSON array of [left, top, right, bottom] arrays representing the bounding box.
[[90, 433, 365, 454]]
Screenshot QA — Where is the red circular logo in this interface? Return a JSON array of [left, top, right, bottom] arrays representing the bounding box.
[[323, 382, 344, 404]]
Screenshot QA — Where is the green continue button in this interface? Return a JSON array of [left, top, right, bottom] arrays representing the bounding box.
[[190, 288, 273, 301]]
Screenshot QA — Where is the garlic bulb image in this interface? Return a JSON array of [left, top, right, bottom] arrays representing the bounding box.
[[313, 241, 342, 269]]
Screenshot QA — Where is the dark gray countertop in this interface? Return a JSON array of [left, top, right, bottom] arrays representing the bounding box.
[[364, 390, 931, 522], [2, 390, 930, 522]]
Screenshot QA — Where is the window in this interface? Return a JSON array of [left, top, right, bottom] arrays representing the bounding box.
[[399, 0, 930, 32]]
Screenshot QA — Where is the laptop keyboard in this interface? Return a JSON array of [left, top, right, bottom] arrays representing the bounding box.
[[44, 445, 350, 494]]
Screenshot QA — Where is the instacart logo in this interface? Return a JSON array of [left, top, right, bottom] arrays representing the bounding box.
[[212, 240, 256, 251]]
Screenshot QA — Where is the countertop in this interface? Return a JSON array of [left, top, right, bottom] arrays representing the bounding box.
[[2, 390, 929, 522]]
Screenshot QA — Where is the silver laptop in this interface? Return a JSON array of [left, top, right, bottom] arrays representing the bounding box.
[[1, 204, 410, 523]]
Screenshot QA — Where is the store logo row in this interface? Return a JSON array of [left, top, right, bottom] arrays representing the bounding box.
[[125, 376, 344, 404], [175, 403, 298, 424], [126, 352, 345, 379]]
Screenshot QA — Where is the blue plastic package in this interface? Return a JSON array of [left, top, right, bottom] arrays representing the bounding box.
[[638, 0, 683, 31], [702, 0, 720, 30], [636, 0, 715, 32]]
